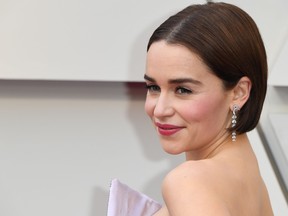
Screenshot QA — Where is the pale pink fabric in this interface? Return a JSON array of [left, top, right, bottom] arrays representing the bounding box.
[[107, 179, 162, 216]]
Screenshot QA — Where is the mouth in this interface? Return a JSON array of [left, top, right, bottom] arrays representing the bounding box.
[[155, 122, 184, 136]]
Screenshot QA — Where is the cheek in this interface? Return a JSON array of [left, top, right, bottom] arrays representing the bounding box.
[[180, 97, 226, 123], [179, 103, 209, 122]]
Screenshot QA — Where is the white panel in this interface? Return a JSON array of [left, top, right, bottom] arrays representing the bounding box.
[[269, 37, 288, 86], [269, 114, 288, 158], [268, 113, 288, 188], [249, 130, 288, 216], [0, 0, 202, 82], [1, 0, 288, 81]]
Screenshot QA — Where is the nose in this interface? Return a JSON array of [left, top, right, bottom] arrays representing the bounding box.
[[153, 93, 174, 118]]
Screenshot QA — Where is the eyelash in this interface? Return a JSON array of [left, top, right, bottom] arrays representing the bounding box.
[[145, 84, 160, 93], [175, 87, 192, 94], [145, 84, 193, 95]]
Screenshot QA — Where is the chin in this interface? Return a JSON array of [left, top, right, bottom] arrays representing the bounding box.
[[161, 145, 183, 155]]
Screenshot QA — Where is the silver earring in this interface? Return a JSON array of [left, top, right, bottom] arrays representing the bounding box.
[[231, 104, 240, 142]]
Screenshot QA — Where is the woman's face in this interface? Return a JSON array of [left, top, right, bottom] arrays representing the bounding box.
[[145, 41, 233, 159]]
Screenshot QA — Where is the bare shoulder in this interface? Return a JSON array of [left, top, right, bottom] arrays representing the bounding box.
[[162, 160, 231, 215], [163, 159, 225, 189], [161, 157, 274, 216]]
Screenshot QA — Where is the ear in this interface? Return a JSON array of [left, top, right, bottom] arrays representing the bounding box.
[[230, 76, 251, 110]]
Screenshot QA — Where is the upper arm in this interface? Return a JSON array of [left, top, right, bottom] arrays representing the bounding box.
[[162, 162, 231, 216]]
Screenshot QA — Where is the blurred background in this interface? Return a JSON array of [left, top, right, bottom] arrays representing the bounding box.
[[0, 0, 287, 215]]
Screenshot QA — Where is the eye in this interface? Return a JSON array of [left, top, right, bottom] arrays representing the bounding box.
[[145, 84, 161, 93], [175, 86, 192, 94]]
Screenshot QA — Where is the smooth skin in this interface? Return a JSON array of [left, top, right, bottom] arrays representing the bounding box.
[[145, 41, 273, 216]]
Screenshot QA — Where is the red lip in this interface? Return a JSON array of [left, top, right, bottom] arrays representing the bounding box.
[[155, 122, 184, 136]]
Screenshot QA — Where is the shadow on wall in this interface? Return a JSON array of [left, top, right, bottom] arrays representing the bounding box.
[[0, 80, 126, 100], [90, 187, 109, 216]]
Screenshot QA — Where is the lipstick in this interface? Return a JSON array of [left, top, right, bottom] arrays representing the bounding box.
[[155, 122, 184, 136]]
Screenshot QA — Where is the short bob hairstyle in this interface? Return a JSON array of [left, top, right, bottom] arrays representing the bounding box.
[[147, 2, 267, 134]]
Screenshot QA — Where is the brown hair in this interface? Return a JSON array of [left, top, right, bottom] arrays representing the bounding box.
[[147, 2, 267, 133]]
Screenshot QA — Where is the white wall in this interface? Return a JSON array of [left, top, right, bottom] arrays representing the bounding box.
[[1, 0, 288, 82], [0, 81, 184, 215], [0, 0, 202, 81], [0, 0, 288, 215], [0, 81, 287, 215]]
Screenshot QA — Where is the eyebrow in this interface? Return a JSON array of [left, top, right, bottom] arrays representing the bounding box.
[[144, 74, 202, 85]]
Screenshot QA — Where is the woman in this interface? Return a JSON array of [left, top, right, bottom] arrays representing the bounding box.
[[144, 2, 274, 216]]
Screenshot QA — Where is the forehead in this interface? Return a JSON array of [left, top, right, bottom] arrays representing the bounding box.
[[146, 41, 214, 81], [147, 41, 196, 66]]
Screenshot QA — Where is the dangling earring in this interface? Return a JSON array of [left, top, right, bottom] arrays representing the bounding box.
[[231, 104, 240, 142]]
